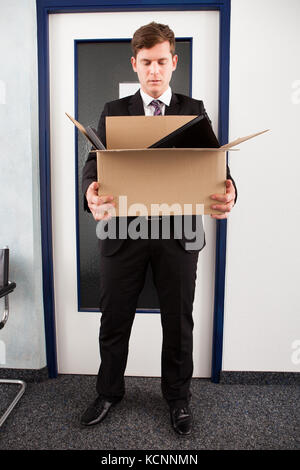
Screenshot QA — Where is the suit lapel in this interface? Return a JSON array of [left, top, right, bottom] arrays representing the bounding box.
[[165, 93, 180, 115], [128, 90, 145, 115]]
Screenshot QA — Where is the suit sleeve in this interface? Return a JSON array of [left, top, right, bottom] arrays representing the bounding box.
[[81, 103, 109, 211]]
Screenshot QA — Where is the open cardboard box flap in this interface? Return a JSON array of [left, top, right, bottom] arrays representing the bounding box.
[[66, 112, 269, 152], [220, 129, 270, 150], [106, 115, 269, 150]]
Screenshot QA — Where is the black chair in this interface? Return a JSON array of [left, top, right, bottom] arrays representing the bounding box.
[[0, 247, 26, 427]]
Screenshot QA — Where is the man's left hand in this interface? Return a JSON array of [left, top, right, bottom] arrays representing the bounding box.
[[210, 179, 236, 219]]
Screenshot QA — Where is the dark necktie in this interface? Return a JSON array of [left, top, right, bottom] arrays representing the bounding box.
[[150, 100, 162, 116]]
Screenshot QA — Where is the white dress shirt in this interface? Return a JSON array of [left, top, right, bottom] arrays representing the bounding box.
[[139, 87, 172, 116]]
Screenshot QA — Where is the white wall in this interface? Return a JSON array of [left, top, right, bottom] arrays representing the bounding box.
[[0, 0, 46, 369], [223, 0, 300, 372]]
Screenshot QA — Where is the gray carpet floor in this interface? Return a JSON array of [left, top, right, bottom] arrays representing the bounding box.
[[0, 375, 299, 450]]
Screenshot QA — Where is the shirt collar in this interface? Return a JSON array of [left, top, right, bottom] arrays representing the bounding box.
[[140, 87, 172, 107]]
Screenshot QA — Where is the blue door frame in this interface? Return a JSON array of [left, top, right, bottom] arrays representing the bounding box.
[[36, 0, 231, 382]]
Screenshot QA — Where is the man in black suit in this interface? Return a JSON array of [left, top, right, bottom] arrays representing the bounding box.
[[81, 22, 236, 435]]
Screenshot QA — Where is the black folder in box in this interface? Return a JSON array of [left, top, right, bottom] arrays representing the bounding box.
[[149, 114, 220, 149]]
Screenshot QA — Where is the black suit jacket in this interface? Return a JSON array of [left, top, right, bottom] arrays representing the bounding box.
[[82, 90, 237, 255]]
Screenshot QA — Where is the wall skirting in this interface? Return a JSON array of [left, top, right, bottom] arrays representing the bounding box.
[[1, 369, 298, 385], [220, 371, 300, 385]]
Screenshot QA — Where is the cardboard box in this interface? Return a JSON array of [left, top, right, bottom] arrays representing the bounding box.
[[95, 116, 268, 216]]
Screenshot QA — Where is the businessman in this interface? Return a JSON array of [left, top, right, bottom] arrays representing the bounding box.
[[81, 22, 236, 435]]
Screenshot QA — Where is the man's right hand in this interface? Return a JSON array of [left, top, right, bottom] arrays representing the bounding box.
[[85, 181, 115, 221]]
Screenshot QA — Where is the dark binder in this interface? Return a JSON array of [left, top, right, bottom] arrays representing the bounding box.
[[85, 126, 106, 150], [149, 114, 220, 149], [65, 113, 106, 150]]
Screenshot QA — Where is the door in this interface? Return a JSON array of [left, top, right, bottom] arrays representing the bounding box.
[[49, 10, 220, 377]]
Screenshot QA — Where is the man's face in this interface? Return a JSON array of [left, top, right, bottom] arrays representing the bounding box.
[[131, 41, 178, 98]]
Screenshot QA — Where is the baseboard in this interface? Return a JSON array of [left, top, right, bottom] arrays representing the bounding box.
[[0, 368, 299, 385], [0, 366, 49, 382], [220, 370, 300, 385]]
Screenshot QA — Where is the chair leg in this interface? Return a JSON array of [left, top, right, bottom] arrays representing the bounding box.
[[0, 379, 26, 427], [0, 294, 9, 329]]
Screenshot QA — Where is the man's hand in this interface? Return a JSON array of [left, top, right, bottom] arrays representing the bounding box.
[[86, 181, 115, 221], [210, 179, 236, 219]]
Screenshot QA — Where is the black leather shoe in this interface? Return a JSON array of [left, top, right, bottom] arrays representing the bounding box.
[[80, 396, 119, 426], [170, 405, 192, 435]]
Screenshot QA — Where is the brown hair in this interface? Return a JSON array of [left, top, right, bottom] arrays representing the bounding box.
[[131, 22, 176, 57]]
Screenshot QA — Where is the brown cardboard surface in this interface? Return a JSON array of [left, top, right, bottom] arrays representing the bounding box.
[[94, 116, 269, 216], [96, 148, 226, 215], [106, 115, 197, 149], [65, 112, 269, 216], [102, 115, 223, 216]]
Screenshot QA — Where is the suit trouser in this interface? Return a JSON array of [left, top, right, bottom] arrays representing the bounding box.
[[96, 234, 199, 404]]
